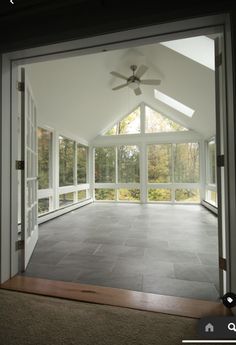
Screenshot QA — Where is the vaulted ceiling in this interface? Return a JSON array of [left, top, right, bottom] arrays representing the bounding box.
[[26, 36, 216, 142]]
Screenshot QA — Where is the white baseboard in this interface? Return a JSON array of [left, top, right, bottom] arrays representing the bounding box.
[[38, 198, 93, 225], [201, 200, 218, 215]]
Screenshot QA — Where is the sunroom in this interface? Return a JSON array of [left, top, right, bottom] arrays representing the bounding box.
[[19, 35, 218, 301]]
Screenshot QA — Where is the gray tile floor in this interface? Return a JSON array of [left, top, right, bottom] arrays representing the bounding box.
[[23, 203, 219, 301]]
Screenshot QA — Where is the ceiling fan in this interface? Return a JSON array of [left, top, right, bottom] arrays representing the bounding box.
[[110, 64, 161, 96]]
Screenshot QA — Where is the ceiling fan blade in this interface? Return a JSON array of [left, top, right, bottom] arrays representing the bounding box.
[[134, 87, 142, 96], [135, 65, 148, 79], [110, 71, 128, 80], [112, 83, 128, 90], [140, 79, 161, 85]]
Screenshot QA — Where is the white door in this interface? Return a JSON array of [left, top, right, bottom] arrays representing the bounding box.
[[214, 35, 229, 296], [20, 67, 39, 270]]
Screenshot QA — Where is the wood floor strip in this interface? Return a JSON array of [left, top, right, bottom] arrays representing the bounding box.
[[0, 275, 231, 319]]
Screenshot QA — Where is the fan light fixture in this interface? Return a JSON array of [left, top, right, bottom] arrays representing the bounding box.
[[110, 64, 161, 96]]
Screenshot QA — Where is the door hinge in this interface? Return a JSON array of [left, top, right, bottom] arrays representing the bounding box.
[[217, 155, 224, 167], [219, 257, 227, 271], [16, 240, 24, 251], [15, 160, 25, 170], [215, 53, 222, 68], [17, 81, 25, 92]]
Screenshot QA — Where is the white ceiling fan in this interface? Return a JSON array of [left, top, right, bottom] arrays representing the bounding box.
[[110, 64, 161, 96]]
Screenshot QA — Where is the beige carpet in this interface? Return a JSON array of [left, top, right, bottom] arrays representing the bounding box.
[[0, 289, 198, 345]]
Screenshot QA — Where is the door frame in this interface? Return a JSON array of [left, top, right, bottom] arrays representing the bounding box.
[[0, 13, 235, 296]]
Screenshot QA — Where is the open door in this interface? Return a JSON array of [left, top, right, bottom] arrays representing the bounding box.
[[214, 35, 230, 297], [20, 67, 39, 270]]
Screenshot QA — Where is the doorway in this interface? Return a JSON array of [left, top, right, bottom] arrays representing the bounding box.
[[0, 12, 235, 304]]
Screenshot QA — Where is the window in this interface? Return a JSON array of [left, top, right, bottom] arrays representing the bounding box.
[[207, 139, 216, 184], [148, 144, 172, 183], [95, 147, 116, 183], [118, 189, 140, 202], [145, 106, 188, 133], [95, 189, 115, 201], [173, 143, 199, 183], [78, 190, 87, 200], [175, 189, 200, 203], [148, 189, 172, 202], [206, 190, 217, 206], [38, 128, 51, 189], [59, 136, 75, 186], [77, 144, 87, 184], [118, 145, 140, 183], [104, 107, 140, 135], [38, 198, 49, 215], [59, 192, 74, 207]]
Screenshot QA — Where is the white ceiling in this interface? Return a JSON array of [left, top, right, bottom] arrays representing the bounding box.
[[26, 36, 216, 142], [161, 36, 215, 70]]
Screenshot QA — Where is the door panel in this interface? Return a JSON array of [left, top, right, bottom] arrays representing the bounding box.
[[20, 68, 38, 270], [214, 35, 229, 296]]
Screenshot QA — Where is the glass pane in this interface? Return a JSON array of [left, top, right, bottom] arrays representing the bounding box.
[[59, 192, 74, 207], [78, 190, 87, 200], [148, 144, 172, 183], [118, 107, 140, 134], [38, 198, 49, 215], [118, 145, 140, 183], [95, 189, 115, 200], [95, 147, 116, 183], [174, 143, 200, 183], [38, 128, 51, 189], [59, 136, 75, 186], [118, 189, 140, 202], [208, 139, 216, 184], [104, 125, 117, 136], [145, 106, 188, 133], [206, 190, 217, 206], [77, 144, 87, 184], [175, 189, 200, 203], [148, 189, 171, 201]]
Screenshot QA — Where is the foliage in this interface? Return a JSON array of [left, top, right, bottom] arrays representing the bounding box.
[[59, 192, 74, 207], [95, 147, 116, 183], [59, 137, 75, 186], [95, 189, 115, 200], [38, 198, 49, 215], [175, 189, 200, 202], [104, 107, 140, 135], [173, 143, 199, 183], [118, 189, 140, 201], [38, 128, 50, 189], [77, 144, 87, 184], [208, 140, 216, 184], [118, 145, 140, 183], [78, 190, 87, 200], [145, 106, 188, 133], [148, 144, 172, 183], [148, 189, 171, 201]]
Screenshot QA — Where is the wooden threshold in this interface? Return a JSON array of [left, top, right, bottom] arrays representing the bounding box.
[[0, 275, 231, 319]]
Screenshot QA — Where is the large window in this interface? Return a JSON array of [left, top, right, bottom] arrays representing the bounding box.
[[145, 106, 188, 133], [38, 128, 51, 189], [59, 136, 75, 187], [148, 144, 172, 183], [147, 142, 200, 203], [95, 147, 116, 183], [104, 107, 140, 135], [173, 143, 200, 183], [118, 145, 140, 183], [77, 144, 87, 184]]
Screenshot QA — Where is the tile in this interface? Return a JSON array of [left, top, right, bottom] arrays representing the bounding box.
[[145, 248, 201, 264], [124, 238, 169, 249], [94, 244, 145, 258], [197, 253, 218, 266]]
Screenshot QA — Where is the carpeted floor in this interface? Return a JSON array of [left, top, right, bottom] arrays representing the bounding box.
[[0, 289, 198, 345]]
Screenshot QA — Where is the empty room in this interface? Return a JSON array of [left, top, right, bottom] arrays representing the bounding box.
[[14, 34, 222, 302]]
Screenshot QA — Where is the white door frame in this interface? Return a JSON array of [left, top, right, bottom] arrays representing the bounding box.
[[0, 14, 235, 296]]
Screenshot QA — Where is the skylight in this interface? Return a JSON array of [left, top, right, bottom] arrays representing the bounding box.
[[161, 36, 215, 70], [154, 90, 195, 118]]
